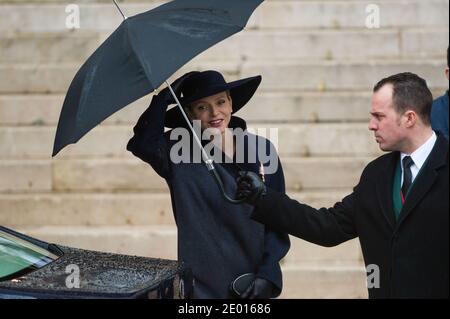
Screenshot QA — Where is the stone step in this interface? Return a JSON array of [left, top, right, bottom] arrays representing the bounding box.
[[258, 0, 449, 30], [2, 29, 448, 64], [279, 265, 368, 299], [0, 160, 52, 193], [0, 3, 157, 33], [0, 91, 376, 126], [0, 157, 371, 192], [1, 60, 446, 94], [0, 1, 448, 32], [0, 32, 101, 64], [243, 60, 448, 92], [401, 29, 450, 59], [1, 88, 447, 126], [282, 157, 373, 191], [0, 190, 351, 226], [0, 193, 176, 226], [0, 124, 383, 159], [199, 28, 449, 62]]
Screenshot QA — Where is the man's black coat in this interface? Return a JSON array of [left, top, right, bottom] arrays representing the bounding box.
[[252, 135, 449, 298]]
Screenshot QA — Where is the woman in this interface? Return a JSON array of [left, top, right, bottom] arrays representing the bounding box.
[[127, 70, 290, 299]]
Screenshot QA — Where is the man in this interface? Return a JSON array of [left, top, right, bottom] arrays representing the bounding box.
[[431, 47, 449, 140], [236, 72, 449, 299]]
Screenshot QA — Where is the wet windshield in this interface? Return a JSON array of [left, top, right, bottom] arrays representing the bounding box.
[[0, 229, 60, 281]]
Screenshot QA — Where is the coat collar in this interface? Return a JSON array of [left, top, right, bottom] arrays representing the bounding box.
[[374, 134, 448, 230], [396, 134, 448, 227]]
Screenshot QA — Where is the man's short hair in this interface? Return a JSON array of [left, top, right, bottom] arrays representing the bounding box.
[[373, 72, 433, 125]]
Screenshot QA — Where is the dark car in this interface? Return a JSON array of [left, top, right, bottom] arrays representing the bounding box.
[[0, 226, 193, 299]]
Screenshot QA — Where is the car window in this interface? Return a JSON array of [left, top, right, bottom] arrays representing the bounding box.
[[0, 229, 60, 281]]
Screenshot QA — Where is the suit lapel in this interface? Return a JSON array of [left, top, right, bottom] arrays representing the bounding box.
[[376, 153, 398, 230], [397, 135, 448, 226], [397, 168, 437, 226]]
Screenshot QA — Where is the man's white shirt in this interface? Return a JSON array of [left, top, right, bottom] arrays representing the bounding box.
[[400, 131, 437, 184]]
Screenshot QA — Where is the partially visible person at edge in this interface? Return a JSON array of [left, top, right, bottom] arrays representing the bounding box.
[[127, 70, 290, 299], [236, 72, 449, 299], [431, 46, 449, 140]]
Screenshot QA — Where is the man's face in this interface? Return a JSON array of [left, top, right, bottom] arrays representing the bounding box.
[[186, 91, 233, 134], [368, 84, 408, 152]]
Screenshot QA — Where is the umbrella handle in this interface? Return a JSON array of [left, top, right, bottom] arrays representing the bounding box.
[[209, 165, 246, 205]]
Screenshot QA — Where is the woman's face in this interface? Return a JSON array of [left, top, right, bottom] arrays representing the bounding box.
[[186, 91, 233, 134]]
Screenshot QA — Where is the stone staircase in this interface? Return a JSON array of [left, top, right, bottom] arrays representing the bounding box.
[[0, 0, 448, 299]]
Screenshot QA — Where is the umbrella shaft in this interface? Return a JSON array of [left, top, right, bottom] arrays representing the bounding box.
[[112, 0, 127, 20]]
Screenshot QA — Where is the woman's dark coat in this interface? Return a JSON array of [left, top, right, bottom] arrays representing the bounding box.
[[127, 95, 290, 298]]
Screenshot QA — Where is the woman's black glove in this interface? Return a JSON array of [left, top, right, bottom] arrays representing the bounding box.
[[236, 171, 267, 205], [240, 277, 274, 299]]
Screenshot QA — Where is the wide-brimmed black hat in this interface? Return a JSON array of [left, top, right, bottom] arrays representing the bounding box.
[[165, 70, 262, 128]]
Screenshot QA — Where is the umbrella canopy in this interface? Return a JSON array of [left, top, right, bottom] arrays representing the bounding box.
[[52, 0, 264, 156]]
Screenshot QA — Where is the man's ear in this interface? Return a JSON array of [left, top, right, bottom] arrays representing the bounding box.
[[445, 67, 449, 80], [404, 110, 417, 128]]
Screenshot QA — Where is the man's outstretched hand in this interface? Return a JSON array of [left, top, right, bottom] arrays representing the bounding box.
[[236, 171, 267, 205]]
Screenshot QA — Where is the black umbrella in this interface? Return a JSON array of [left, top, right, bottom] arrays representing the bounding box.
[[53, 0, 264, 202]]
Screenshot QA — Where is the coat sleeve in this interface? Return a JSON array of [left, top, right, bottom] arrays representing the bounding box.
[[431, 93, 449, 140], [254, 142, 291, 298], [126, 95, 171, 179], [252, 185, 358, 248]]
